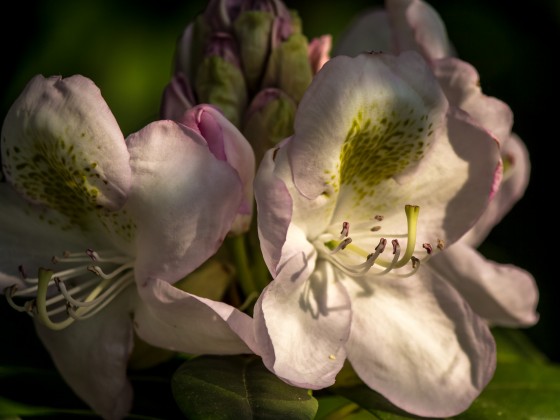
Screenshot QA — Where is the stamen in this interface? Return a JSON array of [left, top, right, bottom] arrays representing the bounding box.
[[423, 243, 433, 254], [330, 237, 353, 254], [395, 256, 421, 278], [6, 249, 135, 330], [370, 226, 382, 232], [437, 239, 445, 250], [4, 285, 28, 312], [374, 215, 384, 221], [375, 238, 387, 253]]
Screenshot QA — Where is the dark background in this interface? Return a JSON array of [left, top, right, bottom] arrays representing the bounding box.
[[1, 0, 557, 370]]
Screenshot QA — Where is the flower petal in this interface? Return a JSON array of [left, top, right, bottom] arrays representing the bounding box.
[[308, 34, 332, 73], [1, 75, 132, 222], [333, 9, 393, 57], [125, 120, 243, 283], [254, 252, 352, 389], [179, 104, 256, 234], [134, 277, 256, 354], [428, 242, 539, 327], [344, 269, 496, 417], [0, 184, 98, 289], [35, 288, 135, 420], [462, 133, 530, 247], [254, 145, 294, 275], [288, 52, 446, 203], [387, 0, 453, 60], [433, 57, 513, 143]]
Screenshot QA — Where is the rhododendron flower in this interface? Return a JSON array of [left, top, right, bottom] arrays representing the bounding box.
[[253, 51, 501, 417], [0, 75, 256, 419], [334, 0, 538, 327]]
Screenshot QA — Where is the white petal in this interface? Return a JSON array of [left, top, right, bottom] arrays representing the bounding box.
[[35, 288, 135, 420], [344, 268, 495, 417], [428, 242, 539, 327], [134, 277, 256, 354], [254, 255, 352, 389], [0, 184, 99, 289], [1, 75, 131, 220], [125, 120, 243, 283]]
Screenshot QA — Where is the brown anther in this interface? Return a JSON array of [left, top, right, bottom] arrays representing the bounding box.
[[375, 238, 387, 252], [374, 215, 384, 221], [422, 243, 433, 254], [340, 237, 352, 250], [63, 251, 71, 258], [340, 222, 350, 237], [86, 249, 97, 261], [370, 226, 382, 232], [437, 239, 445, 250], [18, 265, 26, 279], [51, 256, 59, 264], [54, 277, 62, 290], [391, 239, 400, 254], [411, 256, 420, 269]]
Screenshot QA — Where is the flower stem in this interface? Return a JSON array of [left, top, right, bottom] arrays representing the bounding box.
[[228, 235, 258, 299]]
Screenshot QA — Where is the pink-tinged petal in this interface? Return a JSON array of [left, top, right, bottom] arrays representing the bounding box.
[[387, 0, 453, 60], [308, 34, 332, 74], [35, 289, 135, 420], [333, 9, 393, 57], [180, 105, 255, 234], [254, 254, 352, 389], [1, 75, 131, 214], [0, 184, 101, 289], [160, 73, 195, 121], [344, 269, 496, 417], [125, 120, 243, 283], [134, 277, 255, 354], [428, 243, 539, 327], [254, 146, 293, 275], [462, 133, 530, 247], [288, 52, 447, 204], [433, 57, 513, 142]]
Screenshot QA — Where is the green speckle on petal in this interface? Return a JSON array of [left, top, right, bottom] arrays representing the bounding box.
[[3, 132, 111, 230], [337, 105, 434, 206]]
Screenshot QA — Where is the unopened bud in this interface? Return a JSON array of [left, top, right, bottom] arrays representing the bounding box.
[[261, 33, 313, 103], [194, 33, 248, 127], [243, 87, 296, 161]]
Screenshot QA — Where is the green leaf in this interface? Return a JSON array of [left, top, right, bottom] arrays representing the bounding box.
[[456, 361, 560, 419], [171, 355, 318, 420]]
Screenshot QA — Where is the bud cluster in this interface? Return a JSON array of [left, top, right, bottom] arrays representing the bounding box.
[[161, 0, 331, 161]]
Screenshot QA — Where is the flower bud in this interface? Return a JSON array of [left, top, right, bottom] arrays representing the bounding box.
[[160, 73, 195, 121], [194, 33, 248, 127], [261, 33, 313, 103], [243, 87, 296, 161], [180, 105, 255, 235]]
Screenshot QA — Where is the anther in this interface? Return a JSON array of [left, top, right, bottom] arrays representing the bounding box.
[[375, 238, 387, 253], [63, 251, 71, 258], [51, 256, 59, 264], [391, 239, 400, 255], [331, 237, 353, 254], [374, 215, 384, 221], [18, 265, 26, 279], [340, 222, 350, 238], [437, 239, 445, 250], [86, 249, 97, 261], [370, 226, 382, 232], [411, 256, 420, 269], [422, 243, 433, 254]]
